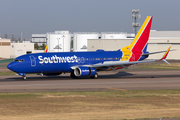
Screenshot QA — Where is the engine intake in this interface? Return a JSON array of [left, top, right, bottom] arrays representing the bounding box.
[[74, 67, 96, 77]]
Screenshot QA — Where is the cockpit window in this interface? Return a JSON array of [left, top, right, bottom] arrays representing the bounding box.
[[14, 59, 24, 62]]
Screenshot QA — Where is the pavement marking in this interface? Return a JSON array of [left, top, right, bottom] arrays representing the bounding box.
[[108, 88, 127, 91]]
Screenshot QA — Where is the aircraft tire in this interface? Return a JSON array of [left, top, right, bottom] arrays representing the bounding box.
[[70, 72, 78, 79], [90, 73, 98, 79], [22, 76, 26, 80]]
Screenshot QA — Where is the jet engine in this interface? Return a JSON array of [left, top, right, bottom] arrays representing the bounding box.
[[74, 67, 97, 77]]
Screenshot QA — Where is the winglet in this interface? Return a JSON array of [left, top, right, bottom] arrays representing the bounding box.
[[160, 46, 171, 60], [160, 46, 171, 65], [44, 45, 48, 53]]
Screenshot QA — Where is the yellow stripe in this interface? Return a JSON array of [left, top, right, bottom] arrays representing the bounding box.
[[44, 45, 48, 53], [120, 16, 151, 61], [163, 46, 171, 58], [106, 68, 112, 71], [128, 16, 151, 50], [108, 88, 127, 91]]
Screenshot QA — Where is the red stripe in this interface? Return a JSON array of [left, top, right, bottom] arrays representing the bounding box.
[[129, 17, 152, 61], [161, 49, 170, 60]]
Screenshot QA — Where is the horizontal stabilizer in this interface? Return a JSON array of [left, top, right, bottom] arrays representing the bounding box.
[[142, 49, 176, 56]]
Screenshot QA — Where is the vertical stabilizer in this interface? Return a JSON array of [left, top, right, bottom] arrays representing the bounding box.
[[121, 16, 153, 61], [44, 45, 48, 53]]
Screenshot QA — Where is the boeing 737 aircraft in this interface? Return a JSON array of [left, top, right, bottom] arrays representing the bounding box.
[[7, 16, 172, 79]]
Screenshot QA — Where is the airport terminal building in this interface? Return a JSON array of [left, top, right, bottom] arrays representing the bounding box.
[[0, 39, 11, 59], [1, 30, 180, 60], [87, 30, 180, 60]]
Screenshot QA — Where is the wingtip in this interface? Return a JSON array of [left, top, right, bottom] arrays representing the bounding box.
[[160, 46, 171, 60], [162, 59, 170, 65]]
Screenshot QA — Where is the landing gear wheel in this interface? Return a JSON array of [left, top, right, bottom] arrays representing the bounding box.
[[90, 73, 98, 79], [41, 73, 44, 76], [22, 76, 26, 80], [94, 73, 98, 78], [70, 72, 78, 79]]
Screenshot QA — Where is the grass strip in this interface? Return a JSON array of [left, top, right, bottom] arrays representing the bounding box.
[[137, 63, 180, 70], [0, 90, 180, 120], [0, 65, 7, 67], [0, 59, 14, 64], [0, 72, 16, 75]]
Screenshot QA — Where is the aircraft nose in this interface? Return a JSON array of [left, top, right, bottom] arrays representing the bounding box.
[[7, 62, 16, 72]]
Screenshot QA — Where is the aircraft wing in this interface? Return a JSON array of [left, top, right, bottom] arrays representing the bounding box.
[[92, 60, 155, 68], [71, 46, 172, 70], [71, 59, 159, 71], [71, 60, 156, 70]]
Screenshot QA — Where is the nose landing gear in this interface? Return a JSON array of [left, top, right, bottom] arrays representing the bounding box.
[[22, 76, 26, 80], [18, 73, 26, 80]]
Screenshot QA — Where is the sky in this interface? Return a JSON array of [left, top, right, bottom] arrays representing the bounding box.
[[1, 0, 180, 39]]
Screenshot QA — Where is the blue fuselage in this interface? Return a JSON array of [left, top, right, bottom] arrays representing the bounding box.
[[8, 50, 125, 74]]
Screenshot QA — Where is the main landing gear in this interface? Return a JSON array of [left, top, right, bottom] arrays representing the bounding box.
[[70, 72, 78, 79], [70, 72, 98, 79], [90, 73, 98, 79], [22, 76, 26, 80]]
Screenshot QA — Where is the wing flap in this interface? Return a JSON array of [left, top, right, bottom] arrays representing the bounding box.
[[92, 60, 156, 68]]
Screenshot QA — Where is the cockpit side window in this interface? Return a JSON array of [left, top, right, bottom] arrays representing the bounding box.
[[13, 59, 24, 62]]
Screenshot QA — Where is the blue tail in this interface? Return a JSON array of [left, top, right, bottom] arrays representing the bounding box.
[[139, 43, 149, 61], [143, 43, 148, 53]]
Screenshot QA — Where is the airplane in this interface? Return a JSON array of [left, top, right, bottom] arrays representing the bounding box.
[[7, 16, 172, 80]]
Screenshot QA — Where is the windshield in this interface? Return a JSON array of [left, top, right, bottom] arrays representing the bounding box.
[[13, 59, 24, 62]]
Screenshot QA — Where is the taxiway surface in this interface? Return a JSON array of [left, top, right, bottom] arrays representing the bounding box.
[[0, 70, 180, 92]]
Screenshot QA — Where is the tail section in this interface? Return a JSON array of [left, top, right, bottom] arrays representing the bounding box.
[[121, 16, 153, 61], [129, 16, 153, 53], [142, 43, 148, 53], [44, 45, 48, 53]]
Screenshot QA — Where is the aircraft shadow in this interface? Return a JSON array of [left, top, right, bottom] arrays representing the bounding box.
[[2, 71, 133, 82], [1, 71, 180, 82]]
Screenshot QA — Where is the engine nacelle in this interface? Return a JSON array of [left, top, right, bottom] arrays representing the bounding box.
[[74, 67, 96, 77]]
